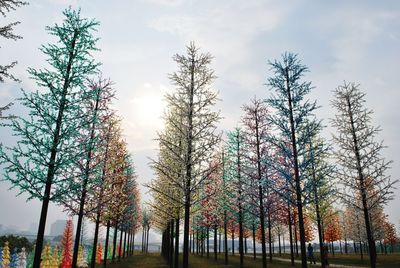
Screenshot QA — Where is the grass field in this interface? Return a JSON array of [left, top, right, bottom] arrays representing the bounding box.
[[97, 252, 400, 268]]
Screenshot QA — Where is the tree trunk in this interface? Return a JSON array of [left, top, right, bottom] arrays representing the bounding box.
[[118, 229, 123, 261], [311, 142, 326, 268], [232, 231, 235, 256], [91, 207, 102, 268], [132, 230, 136, 255], [207, 227, 209, 258], [142, 227, 145, 253], [123, 231, 127, 258], [294, 223, 299, 257], [196, 230, 200, 255], [224, 213, 228, 264], [175, 217, 180, 268], [252, 224, 256, 260], [182, 53, 195, 268], [170, 220, 174, 268], [103, 220, 110, 268], [214, 226, 218, 261], [283, 234, 285, 254], [146, 226, 150, 253], [360, 241, 363, 260], [219, 230, 221, 254], [278, 232, 281, 256], [288, 204, 294, 266], [192, 231, 195, 254], [236, 133, 244, 268], [254, 111, 267, 268], [284, 67, 307, 268], [112, 223, 118, 262], [268, 212, 273, 262]]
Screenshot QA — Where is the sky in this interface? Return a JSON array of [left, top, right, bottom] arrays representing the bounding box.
[[0, 0, 399, 238]]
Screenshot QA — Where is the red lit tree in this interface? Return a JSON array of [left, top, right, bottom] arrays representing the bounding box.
[[324, 212, 341, 255], [383, 220, 398, 253], [96, 244, 102, 263], [61, 219, 73, 268]]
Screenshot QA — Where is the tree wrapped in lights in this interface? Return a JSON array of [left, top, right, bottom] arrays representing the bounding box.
[[0, 8, 100, 268], [241, 97, 269, 267], [10, 248, 19, 268], [2, 241, 11, 267], [61, 219, 73, 268], [51, 246, 60, 268], [17, 247, 26, 268], [95, 244, 102, 264], [59, 77, 115, 267], [77, 245, 88, 268], [161, 42, 221, 268], [331, 82, 397, 268], [40, 244, 52, 268], [266, 52, 320, 268]]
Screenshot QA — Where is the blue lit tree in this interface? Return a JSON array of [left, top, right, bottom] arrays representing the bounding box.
[[266, 52, 320, 268]]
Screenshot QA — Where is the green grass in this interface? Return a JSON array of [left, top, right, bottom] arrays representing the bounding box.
[[97, 252, 400, 268], [96, 253, 168, 268]]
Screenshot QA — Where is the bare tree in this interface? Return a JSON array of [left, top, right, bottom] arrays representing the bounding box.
[[331, 82, 397, 268]]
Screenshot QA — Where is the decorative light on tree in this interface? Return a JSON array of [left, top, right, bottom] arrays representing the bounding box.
[[0, 8, 100, 268]]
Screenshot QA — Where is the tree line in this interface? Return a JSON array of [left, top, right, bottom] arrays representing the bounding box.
[[148, 44, 398, 268]]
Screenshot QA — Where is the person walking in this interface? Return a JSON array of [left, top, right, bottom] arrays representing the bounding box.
[[307, 243, 316, 265]]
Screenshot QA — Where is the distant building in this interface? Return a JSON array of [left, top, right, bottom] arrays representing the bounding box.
[[49, 220, 66, 237]]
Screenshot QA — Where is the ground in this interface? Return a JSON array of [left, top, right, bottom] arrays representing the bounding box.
[[97, 252, 400, 268]]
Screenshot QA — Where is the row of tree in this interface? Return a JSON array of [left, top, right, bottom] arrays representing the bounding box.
[[0, 8, 142, 268], [148, 44, 397, 268]]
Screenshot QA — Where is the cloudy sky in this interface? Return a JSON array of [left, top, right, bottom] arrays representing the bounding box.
[[1, 0, 399, 236]]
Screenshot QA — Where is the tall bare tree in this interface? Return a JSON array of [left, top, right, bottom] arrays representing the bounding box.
[[331, 82, 397, 268], [150, 42, 220, 268]]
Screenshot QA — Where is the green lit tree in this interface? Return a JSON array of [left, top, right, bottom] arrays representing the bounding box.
[[0, 8, 100, 268]]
